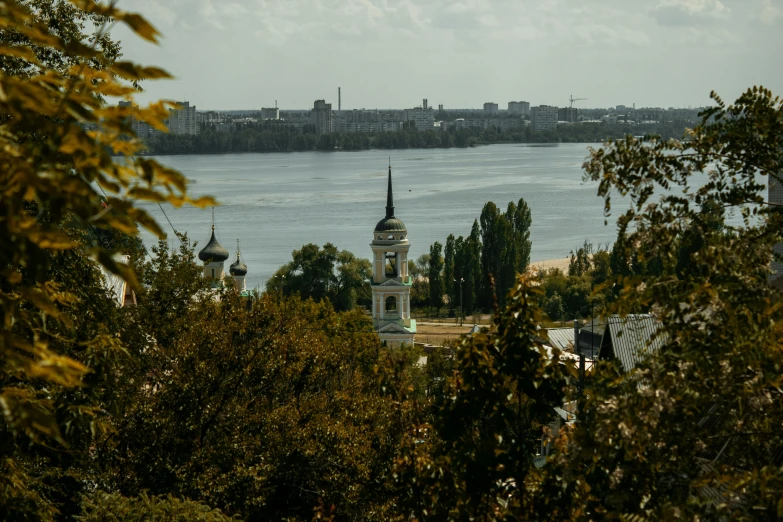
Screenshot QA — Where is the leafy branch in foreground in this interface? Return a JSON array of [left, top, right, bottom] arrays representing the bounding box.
[[530, 87, 783, 521], [0, 0, 212, 518]]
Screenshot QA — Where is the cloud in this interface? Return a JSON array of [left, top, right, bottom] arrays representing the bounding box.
[[653, 0, 731, 26], [761, 0, 783, 25], [574, 24, 651, 46], [200, 0, 224, 29]]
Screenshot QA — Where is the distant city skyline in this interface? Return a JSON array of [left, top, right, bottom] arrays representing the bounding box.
[[114, 0, 782, 110]]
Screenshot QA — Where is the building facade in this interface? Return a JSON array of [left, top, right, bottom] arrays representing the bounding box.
[[508, 101, 530, 116], [260, 107, 280, 120], [334, 109, 404, 133], [558, 107, 579, 123], [169, 101, 199, 135], [310, 99, 332, 135], [404, 106, 435, 131], [483, 102, 499, 115], [371, 165, 416, 347], [531, 105, 558, 132]]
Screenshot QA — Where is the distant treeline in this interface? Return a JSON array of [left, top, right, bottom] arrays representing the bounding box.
[[144, 121, 692, 155]]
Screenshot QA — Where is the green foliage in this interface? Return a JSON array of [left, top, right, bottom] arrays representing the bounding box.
[[533, 87, 783, 520], [409, 254, 431, 307], [444, 235, 456, 313], [537, 242, 613, 321], [395, 276, 572, 519], [85, 241, 413, 520], [0, 2, 210, 519], [478, 198, 533, 309], [77, 492, 235, 521], [428, 242, 444, 310], [267, 243, 372, 311], [144, 121, 693, 155]]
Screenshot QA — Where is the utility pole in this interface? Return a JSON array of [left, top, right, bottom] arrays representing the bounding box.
[[575, 319, 584, 397], [455, 277, 464, 326]]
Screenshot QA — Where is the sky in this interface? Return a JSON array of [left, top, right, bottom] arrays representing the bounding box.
[[112, 0, 783, 111]]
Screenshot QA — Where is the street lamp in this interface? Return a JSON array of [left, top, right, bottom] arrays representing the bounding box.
[[454, 277, 464, 326]]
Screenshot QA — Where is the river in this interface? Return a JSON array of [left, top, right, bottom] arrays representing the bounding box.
[[140, 143, 621, 291]]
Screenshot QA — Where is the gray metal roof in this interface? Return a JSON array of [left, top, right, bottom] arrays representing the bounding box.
[[601, 314, 667, 372], [545, 327, 575, 352], [229, 253, 247, 276], [198, 227, 229, 262]]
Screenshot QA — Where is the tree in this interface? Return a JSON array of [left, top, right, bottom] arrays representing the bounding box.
[[444, 234, 456, 314], [533, 87, 783, 520], [467, 220, 482, 316], [479, 202, 503, 309], [267, 243, 371, 312], [395, 276, 571, 519], [96, 243, 413, 520], [77, 492, 234, 522], [498, 198, 532, 307], [428, 242, 444, 312], [0, 2, 212, 519]]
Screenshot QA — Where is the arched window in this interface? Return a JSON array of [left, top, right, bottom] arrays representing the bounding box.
[[378, 235, 383, 240], [211, 268, 215, 279], [385, 252, 397, 277], [385, 296, 397, 312], [387, 234, 394, 240]]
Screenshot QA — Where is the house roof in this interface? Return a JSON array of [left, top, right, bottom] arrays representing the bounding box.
[[545, 327, 575, 352], [600, 314, 667, 372], [100, 254, 133, 307]]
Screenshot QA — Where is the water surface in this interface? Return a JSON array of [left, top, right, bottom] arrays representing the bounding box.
[[141, 143, 621, 290]]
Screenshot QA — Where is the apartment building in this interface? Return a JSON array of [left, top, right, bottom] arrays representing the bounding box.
[[310, 99, 332, 135], [531, 105, 558, 131]]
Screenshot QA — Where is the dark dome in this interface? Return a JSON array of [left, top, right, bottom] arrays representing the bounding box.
[[198, 229, 229, 262], [230, 255, 247, 276], [374, 217, 407, 233]]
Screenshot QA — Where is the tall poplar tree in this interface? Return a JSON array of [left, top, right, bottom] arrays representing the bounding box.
[[444, 234, 456, 313], [468, 220, 482, 315], [428, 241, 444, 312]]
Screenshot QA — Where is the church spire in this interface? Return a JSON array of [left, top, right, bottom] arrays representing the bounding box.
[[386, 157, 394, 219]]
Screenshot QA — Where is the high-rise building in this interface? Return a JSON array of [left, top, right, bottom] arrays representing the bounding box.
[[508, 101, 530, 116], [370, 164, 415, 347], [483, 102, 499, 115], [531, 105, 558, 131], [438, 104, 444, 112], [168, 101, 199, 135], [310, 99, 332, 135], [558, 107, 578, 123], [404, 105, 435, 131], [260, 107, 279, 120], [119, 100, 155, 139]]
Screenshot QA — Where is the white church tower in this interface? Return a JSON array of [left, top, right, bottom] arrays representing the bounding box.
[[371, 163, 416, 347]]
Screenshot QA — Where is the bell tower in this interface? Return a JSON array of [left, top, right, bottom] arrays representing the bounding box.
[[371, 161, 415, 347]]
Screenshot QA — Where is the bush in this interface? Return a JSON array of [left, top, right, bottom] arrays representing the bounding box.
[[78, 492, 235, 521]]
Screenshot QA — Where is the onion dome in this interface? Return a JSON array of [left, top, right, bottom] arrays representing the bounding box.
[[198, 225, 229, 263], [230, 241, 247, 276], [374, 163, 407, 233]]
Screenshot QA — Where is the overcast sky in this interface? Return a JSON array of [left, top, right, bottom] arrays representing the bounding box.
[[113, 0, 783, 111]]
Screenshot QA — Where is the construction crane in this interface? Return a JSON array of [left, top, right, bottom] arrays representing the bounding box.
[[569, 95, 587, 108]]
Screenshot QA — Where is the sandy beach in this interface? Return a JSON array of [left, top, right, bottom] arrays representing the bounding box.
[[528, 256, 572, 273]]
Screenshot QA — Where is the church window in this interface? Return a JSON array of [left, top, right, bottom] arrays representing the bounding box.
[[387, 235, 394, 240], [385, 296, 397, 312]]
